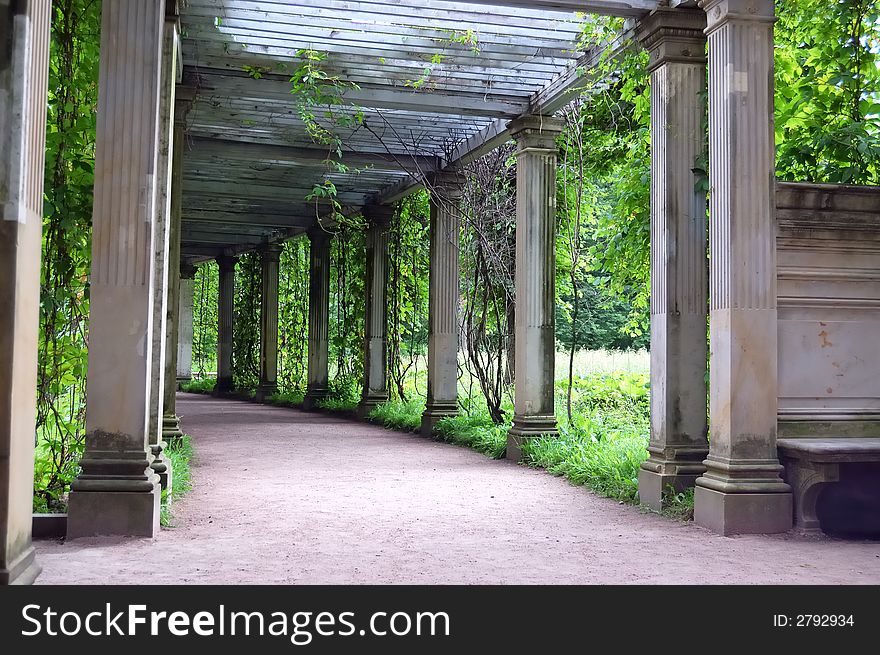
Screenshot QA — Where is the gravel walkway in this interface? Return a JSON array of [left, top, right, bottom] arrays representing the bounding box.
[[35, 394, 880, 584]]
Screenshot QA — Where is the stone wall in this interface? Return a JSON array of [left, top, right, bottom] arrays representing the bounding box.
[[776, 182, 880, 437]]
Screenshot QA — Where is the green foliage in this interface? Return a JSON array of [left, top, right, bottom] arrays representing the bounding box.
[[179, 378, 216, 395], [775, 0, 880, 184], [368, 399, 425, 432], [161, 434, 194, 528], [35, 0, 102, 511], [328, 228, 366, 403], [193, 262, 219, 377], [265, 390, 306, 407], [278, 240, 310, 393], [434, 414, 510, 459], [232, 253, 261, 392]]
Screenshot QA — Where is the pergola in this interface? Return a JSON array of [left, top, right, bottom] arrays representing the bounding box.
[[3, 0, 879, 585]]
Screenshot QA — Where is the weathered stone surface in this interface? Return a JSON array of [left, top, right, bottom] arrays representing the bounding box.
[[776, 182, 880, 438], [422, 172, 465, 436], [506, 115, 564, 459], [176, 263, 196, 383], [0, 0, 50, 585], [694, 0, 792, 534], [358, 205, 393, 417], [67, 0, 165, 540], [636, 7, 709, 511]]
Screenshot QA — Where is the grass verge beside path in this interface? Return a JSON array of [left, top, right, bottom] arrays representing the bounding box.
[[161, 434, 193, 527]]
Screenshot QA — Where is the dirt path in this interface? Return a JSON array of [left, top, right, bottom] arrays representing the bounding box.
[[35, 394, 880, 584]]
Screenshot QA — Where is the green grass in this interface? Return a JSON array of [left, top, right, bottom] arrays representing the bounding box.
[[522, 423, 647, 502], [317, 397, 358, 412], [369, 399, 425, 432], [179, 378, 215, 394], [160, 434, 194, 527], [435, 413, 509, 459], [265, 390, 305, 407], [661, 487, 695, 521]]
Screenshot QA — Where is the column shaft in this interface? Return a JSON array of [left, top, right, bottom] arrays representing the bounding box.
[[148, 15, 178, 489], [304, 230, 332, 410], [506, 116, 564, 460], [636, 8, 710, 511], [162, 101, 191, 443], [256, 244, 282, 401], [215, 255, 237, 395], [358, 206, 394, 417], [0, 0, 50, 584], [177, 266, 195, 382], [67, 0, 165, 539], [694, 0, 792, 535], [421, 173, 464, 436]]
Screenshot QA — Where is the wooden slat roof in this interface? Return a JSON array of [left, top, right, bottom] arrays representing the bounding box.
[[178, 0, 659, 257]]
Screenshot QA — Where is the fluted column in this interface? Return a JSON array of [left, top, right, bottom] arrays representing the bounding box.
[[0, 0, 50, 584], [256, 243, 283, 402], [506, 115, 564, 461], [162, 97, 193, 443], [214, 255, 237, 396], [148, 14, 179, 490], [358, 205, 394, 418], [421, 172, 465, 436], [636, 8, 710, 511], [67, 0, 165, 539], [694, 0, 792, 535], [176, 263, 196, 383], [303, 228, 332, 410]]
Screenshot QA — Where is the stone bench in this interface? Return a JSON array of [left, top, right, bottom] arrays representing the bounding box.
[[777, 438, 880, 533]]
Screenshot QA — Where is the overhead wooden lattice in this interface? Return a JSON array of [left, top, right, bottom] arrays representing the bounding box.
[[178, 0, 659, 257]]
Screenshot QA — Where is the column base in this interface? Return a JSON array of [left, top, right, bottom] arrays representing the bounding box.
[[357, 393, 389, 419], [421, 404, 458, 437], [302, 387, 329, 411], [506, 415, 559, 461], [151, 455, 173, 493], [694, 485, 792, 535], [67, 487, 161, 539], [162, 414, 183, 443], [638, 469, 702, 512], [0, 546, 41, 585], [212, 378, 234, 397], [254, 383, 277, 403]]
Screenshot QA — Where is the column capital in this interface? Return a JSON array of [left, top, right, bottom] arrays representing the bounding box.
[[307, 225, 333, 245], [217, 254, 238, 273], [179, 261, 197, 279], [698, 0, 775, 34], [427, 170, 467, 202], [363, 203, 395, 226], [507, 115, 564, 151], [260, 242, 284, 261], [637, 8, 707, 72]]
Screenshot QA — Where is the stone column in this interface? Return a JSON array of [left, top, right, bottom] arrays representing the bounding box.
[[357, 205, 394, 418], [67, 0, 165, 539], [0, 0, 50, 584], [214, 255, 237, 396], [694, 0, 792, 535], [636, 8, 710, 511], [148, 14, 178, 491], [256, 243, 283, 402], [506, 115, 564, 461], [162, 99, 193, 443], [421, 172, 465, 436], [303, 228, 332, 410], [176, 263, 196, 383]]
